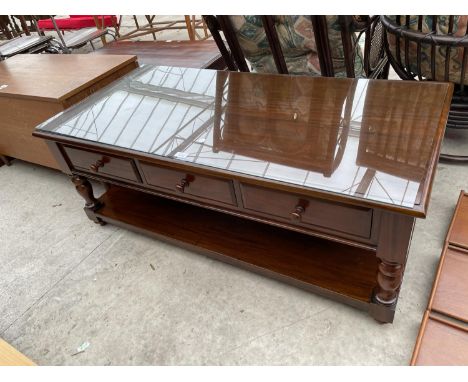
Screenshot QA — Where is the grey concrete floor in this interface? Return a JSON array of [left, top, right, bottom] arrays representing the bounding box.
[[1, 156, 467, 365]]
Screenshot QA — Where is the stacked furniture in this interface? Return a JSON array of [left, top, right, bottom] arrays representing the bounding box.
[[36, 15, 117, 52], [0, 34, 54, 60], [0, 16, 56, 60]]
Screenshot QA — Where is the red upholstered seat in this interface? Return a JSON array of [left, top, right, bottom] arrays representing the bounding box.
[[38, 16, 116, 30]]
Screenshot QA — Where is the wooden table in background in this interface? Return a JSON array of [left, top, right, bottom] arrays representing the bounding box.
[[92, 40, 225, 69], [0, 54, 138, 169]]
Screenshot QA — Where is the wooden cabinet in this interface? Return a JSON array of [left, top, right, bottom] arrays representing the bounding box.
[[0, 54, 138, 169]]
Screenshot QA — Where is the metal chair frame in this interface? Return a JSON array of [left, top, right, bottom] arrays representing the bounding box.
[[38, 15, 116, 53]]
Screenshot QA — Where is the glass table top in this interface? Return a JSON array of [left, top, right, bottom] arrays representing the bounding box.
[[37, 65, 450, 210]]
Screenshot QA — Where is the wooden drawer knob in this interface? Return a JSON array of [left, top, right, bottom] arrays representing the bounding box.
[[176, 178, 190, 193], [90, 159, 105, 172], [291, 205, 305, 221]]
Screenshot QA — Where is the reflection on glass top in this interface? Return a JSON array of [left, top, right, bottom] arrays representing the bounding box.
[[37, 65, 449, 209]]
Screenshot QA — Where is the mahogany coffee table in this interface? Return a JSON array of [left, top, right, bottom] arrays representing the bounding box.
[[33, 66, 453, 323]]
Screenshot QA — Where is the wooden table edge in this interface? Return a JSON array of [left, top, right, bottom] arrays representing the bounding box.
[[0, 338, 36, 366], [419, 83, 455, 218], [0, 55, 138, 103], [32, 129, 430, 218]]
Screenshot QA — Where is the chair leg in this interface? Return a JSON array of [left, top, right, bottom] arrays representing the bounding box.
[[133, 15, 140, 30], [113, 16, 121, 38], [202, 19, 209, 38], [146, 15, 157, 40], [0, 155, 12, 166], [185, 15, 195, 41]]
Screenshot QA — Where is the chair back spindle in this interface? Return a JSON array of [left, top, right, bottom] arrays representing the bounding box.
[[217, 16, 250, 72], [203, 16, 238, 71], [310, 15, 335, 77], [261, 16, 288, 74]]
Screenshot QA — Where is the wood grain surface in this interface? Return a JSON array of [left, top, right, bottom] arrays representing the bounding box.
[[0, 338, 35, 366], [0, 54, 137, 102], [0, 54, 138, 168], [411, 313, 468, 366], [96, 185, 379, 304], [412, 190, 468, 365], [446, 192, 468, 250], [92, 40, 225, 69], [430, 246, 468, 322]]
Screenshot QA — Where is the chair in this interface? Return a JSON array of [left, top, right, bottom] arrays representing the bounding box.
[[0, 15, 19, 39], [8, 16, 47, 36], [381, 15, 468, 161], [0, 16, 55, 60], [0, 35, 54, 60], [0, 15, 39, 39], [37, 15, 117, 52], [203, 15, 388, 79]]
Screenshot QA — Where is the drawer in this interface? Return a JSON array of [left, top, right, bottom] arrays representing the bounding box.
[[64, 146, 141, 183], [241, 184, 372, 238], [140, 162, 236, 206]]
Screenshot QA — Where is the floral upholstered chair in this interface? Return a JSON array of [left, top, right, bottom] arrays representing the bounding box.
[[227, 15, 364, 77], [204, 15, 387, 79]]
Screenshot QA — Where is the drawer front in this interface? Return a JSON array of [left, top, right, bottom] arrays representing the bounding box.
[[64, 146, 140, 183], [241, 184, 372, 238], [140, 162, 236, 206]]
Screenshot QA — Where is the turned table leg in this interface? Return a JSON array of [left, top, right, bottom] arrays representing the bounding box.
[[370, 212, 415, 323], [375, 260, 403, 305], [71, 175, 105, 225]]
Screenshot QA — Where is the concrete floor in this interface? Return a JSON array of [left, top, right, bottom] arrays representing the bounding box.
[[2, 16, 468, 365], [1, 155, 467, 365]]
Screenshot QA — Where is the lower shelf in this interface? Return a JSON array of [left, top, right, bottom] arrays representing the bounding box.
[[95, 186, 379, 309]]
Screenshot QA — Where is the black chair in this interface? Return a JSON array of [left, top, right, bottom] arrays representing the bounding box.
[[381, 15, 468, 162]]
